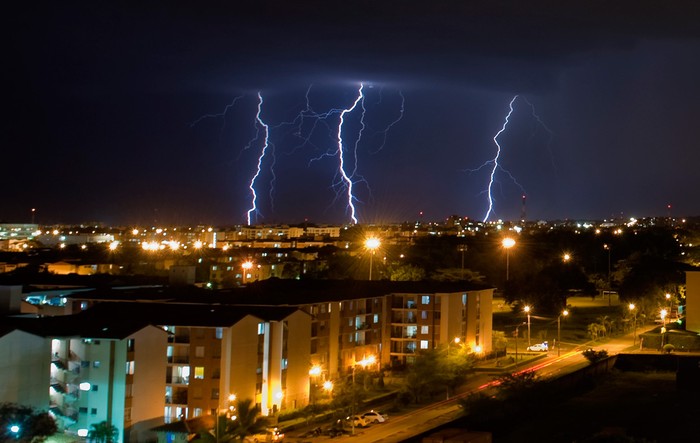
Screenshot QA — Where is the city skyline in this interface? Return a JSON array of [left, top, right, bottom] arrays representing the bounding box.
[[5, 1, 700, 225]]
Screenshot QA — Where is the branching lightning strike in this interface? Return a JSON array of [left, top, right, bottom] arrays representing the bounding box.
[[191, 83, 404, 225], [467, 95, 552, 222], [246, 92, 272, 225]]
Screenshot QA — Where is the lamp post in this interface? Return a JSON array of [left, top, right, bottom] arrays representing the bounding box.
[[665, 293, 674, 319], [557, 309, 569, 356], [365, 238, 381, 281], [309, 365, 322, 405], [523, 305, 532, 347], [628, 303, 637, 346], [513, 322, 525, 367], [458, 244, 468, 280], [603, 243, 611, 287], [502, 237, 516, 281], [660, 309, 668, 349], [448, 337, 460, 357], [241, 261, 253, 284], [351, 355, 375, 435], [216, 394, 236, 443]]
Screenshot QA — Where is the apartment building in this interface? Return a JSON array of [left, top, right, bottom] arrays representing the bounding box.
[[229, 279, 494, 379], [1, 314, 166, 443], [4, 279, 492, 442]]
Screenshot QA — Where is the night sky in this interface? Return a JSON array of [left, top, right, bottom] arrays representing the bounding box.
[[5, 1, 700, 226]]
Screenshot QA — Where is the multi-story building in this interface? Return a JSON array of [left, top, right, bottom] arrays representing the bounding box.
[[2, 314, 166, 443], [221, 280, 494, 379], [4, 279, 493, 442]]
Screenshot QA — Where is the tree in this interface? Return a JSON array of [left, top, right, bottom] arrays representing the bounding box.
[[582, 348, 609, 363], [225, 398, 271, 441], [88, 421, 118, 443], [0, 403, 57, 443], [388, 264, 426, 281]]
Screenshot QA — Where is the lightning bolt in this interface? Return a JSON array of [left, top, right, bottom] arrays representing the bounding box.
[[370, 90, 405, 154], [188, 95, 244, 135], [521, 96, 556, 172], [335, 83, 365, 224], [192, 84, 404, 225], [483, 95, 518, 222], [246, 92, 272, 225], [467, 95, 554, 222]]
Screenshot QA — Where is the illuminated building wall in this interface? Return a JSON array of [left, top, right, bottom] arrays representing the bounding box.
[[686, 271, 700, 333]]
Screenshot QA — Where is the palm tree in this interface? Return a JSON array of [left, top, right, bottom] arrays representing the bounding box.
[[88, 421, 118, 443], [227, 398, 271, 441]]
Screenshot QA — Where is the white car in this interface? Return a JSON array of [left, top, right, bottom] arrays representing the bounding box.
[[245, 427, 284, 443], [527, 342, 549, 352], [345, 415, 369, 428], [361, 410, 388, 423]]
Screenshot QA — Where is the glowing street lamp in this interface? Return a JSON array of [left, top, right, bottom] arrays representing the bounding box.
[[351, 355, 376, 434], [216, 394, 237, 443], [660, 309, 668, 349], [557, 309, 569, 356], [309, 365, 322, 405], [562, 253, 571, 262], [502, 237, 516, 280], [523, 305, 532, 347], [365, 237, 381, 281], [241, 261, 253, 284], [629, 303, 637, 346], [322, 380, 333, 393]]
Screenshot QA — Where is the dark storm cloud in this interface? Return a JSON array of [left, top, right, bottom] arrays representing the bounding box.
[[4, 1, 700, 224]]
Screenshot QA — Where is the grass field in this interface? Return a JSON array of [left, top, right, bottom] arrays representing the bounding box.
[[502, 370, 700, 442]]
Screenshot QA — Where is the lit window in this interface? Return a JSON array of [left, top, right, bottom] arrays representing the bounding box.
[[257, 323, 265, 335], [194, 367, 204, 379], [421, 326, 429, 334], [215, 328, 223, 339], [420, 340, 429, 349], [126, 361, 135, 375], [422, 295, 430, 305]]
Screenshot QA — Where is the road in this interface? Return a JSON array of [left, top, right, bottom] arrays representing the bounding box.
[[287, 328, 651, 443]]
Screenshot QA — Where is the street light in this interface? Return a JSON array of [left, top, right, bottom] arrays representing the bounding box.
[[351, 355, 376, 435], [557, 309, 569, 356], [309, 365, 322, 404], [502, 237, 516, 281], [458, 244, 468, 280], [513, 322, 526, 367], [365, 238, 381, 281], [660, 309, 668, 349], [216, 394, 237, 443], [603, 244, 612, 288], [629, 303, 637, 346], [448, 337, 460, 356], [523, 305, 532, 347], [241, 261, 253, 284], [562, 253, 571, 262], [665, 293, 674, 319]]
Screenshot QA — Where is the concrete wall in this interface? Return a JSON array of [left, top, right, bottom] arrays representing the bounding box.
[[685, 271, 700, 333], [0, 330, 50, 409]]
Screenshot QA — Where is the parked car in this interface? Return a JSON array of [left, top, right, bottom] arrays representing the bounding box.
[[527, 341, 549, 352], [345, 415, 369, 428], [245, 427, 284, 442], [361, 410, 388, 423]]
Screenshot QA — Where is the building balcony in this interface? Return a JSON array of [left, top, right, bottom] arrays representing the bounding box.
[[166, 375, 190, 385], [167, 356, 190, 364]]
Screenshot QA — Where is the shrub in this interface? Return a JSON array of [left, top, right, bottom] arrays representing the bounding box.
[[582, 348, 609, 363]]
